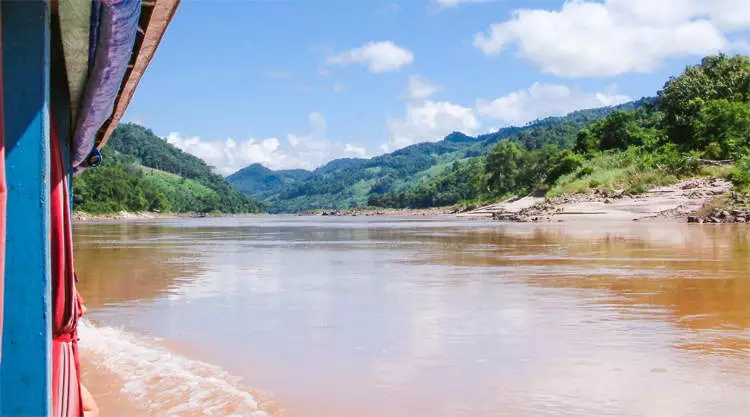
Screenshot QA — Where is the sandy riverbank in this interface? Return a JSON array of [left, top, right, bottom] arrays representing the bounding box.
[[461, 177, 748, 223], [73, 210, 191, 221], [72, 211, 264, 222]]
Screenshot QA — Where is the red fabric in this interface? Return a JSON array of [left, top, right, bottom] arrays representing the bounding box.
[[50, 117, 84, 417]]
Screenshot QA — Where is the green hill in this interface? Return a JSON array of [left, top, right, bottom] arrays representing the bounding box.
[[228, 100, 646, 213], [73, 124, 265, 214], [227, 163, 313, 199]]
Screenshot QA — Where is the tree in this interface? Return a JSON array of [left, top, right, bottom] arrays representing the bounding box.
[[658, 54, 750, 148], [546, 151, 585, 185], [573, 129, 598, 154], [484, 141, 529, 196], [593, 111, 643, 151], [693, 99, 750, 159]]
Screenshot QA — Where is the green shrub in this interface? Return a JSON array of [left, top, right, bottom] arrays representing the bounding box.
[[626, 183, 647, 195], [659, 54, 750, 149], [693, 100, 750, 159], [730, 155, 750, 187], [546, 151, 585, 185]]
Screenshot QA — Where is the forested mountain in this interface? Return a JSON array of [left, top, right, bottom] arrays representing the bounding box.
[[229, 100, 648, 213], [374, 54, 750, 209], [227, 163, 313, 199], [73, 124, 265, 214]]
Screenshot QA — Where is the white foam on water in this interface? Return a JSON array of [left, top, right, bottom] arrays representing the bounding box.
[[78, 320, 273, 417]]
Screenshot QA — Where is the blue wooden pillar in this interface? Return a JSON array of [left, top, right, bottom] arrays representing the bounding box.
[[1, 1, 52, 416]]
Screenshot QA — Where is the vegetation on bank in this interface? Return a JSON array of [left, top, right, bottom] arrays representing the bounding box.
[[732, 155, 750, 194], [370, 54, 750, 209], [73, 125, 265, 214]]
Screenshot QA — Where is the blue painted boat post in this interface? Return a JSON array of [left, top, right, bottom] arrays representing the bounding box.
[[1, 1, 52, 416]]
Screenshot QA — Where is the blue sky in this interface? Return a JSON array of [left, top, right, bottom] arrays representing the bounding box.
[[123, 0, 750, 174]]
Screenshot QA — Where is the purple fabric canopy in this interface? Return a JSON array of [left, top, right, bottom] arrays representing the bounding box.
[[72, 0, 140, 169], [89, 0, 101, 67]]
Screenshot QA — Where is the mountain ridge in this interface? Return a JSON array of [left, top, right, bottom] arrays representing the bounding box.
[[228, 99, 652, 213]]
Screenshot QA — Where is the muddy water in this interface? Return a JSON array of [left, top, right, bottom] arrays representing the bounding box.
[[74, 217, 750, 417]]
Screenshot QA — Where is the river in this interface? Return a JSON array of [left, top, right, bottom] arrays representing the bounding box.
[[74, 216, 750, 417]]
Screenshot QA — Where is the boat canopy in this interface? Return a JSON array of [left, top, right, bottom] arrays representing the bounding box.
[[58, 0, 180, 170]]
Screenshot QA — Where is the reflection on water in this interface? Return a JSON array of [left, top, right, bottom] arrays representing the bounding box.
[[74, 218, 750, 417], [74, 224, 208, 309]]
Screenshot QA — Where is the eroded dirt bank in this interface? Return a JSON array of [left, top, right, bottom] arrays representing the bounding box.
[[461, 178, 746, 223]]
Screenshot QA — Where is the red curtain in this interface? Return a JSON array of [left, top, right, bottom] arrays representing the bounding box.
[[50, 116, 84, 417]]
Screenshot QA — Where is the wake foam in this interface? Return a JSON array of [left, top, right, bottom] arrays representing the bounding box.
[[78, 320, 273, 417]]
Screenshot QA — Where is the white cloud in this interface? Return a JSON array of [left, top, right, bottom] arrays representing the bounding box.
[[166, 112, 370, 174], [385, 100, 479, 150], [403, 75, 440, 100], [332, 83, 346, 93], [327, 41, 414, 73], [477, 82, 631, 125], [474, 0, 750, 77], [436, 0, 493, 9], [344, 143, 367, 158]]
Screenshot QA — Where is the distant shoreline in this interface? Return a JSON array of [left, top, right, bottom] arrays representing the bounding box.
[[72, 208, 458, 222], [296, 207, 460, 217], [72, 211, 259, 222], [73, 178, 750, 224]]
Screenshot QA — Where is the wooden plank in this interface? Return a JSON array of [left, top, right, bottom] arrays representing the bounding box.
[[0, 1, 52, 416]]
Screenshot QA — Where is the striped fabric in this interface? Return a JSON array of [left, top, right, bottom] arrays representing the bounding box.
[[51, 116, 84, 417], [52, 341, 82, 417]]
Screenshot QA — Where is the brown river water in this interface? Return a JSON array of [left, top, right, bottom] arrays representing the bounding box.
[[73, 216, 750, 417]]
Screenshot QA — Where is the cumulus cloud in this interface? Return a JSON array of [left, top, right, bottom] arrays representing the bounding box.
[[477, 82, 631, 125], [403, 75, 440, 100], [327, 41, 414, 73], [344, 143, 367, 158], [385, 100, 479, 150], [474, 0, 750, 77], [166, 113, 370, 175]]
